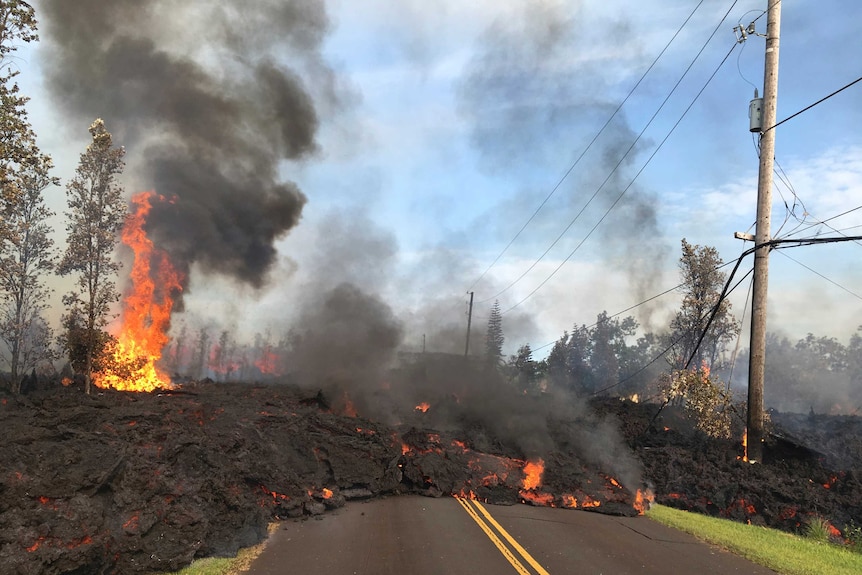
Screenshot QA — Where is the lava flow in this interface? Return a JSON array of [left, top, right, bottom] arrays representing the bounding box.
[[95, 191, 183, 392]]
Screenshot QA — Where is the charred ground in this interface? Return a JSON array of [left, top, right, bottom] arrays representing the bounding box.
[[1, 379, 860, 575]]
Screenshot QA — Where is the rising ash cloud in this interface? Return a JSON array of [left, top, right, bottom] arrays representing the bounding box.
[[38, 0, 333, 294], [456, 1, 669, 328]]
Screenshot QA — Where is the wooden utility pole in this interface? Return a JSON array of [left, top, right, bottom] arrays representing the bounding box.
[[464, 292, 474, 357], [747, 0, 782, 464]]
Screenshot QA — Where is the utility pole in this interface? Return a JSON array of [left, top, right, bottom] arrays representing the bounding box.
[[464, 292, 474, 357], [747, 0, 782, 464]]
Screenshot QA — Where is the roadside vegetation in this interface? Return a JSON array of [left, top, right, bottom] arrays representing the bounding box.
[[155, 529, 272, 575], [647, 503, 862, 575]]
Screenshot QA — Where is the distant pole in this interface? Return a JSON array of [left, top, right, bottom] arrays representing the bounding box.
[[747, 0, 782, 464], [464, 292, 474, 357]]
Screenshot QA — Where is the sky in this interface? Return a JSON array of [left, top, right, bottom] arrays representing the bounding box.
[[14, 0, 862, 359]]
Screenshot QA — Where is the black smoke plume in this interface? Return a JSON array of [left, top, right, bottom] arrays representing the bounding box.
[[39, 0, 333, 293]]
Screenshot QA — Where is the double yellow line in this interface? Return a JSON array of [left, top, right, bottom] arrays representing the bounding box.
[[455, 496, 551, 575]]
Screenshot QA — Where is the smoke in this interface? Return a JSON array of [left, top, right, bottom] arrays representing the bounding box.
[[38, 0, 335, 293], [456, 1, 668, 328]]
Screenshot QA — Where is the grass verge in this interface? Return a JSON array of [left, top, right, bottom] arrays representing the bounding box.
[[647, 504, 862, 575], [154, 524, 275, 575]]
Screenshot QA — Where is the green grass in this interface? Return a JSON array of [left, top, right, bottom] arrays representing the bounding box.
[[647, 504, 862, 575], [153, 531, 271, 575]]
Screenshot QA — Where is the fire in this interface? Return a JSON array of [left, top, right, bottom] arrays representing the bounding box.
[[521, 459, 544, 490], [520, 490, 555, 506], [634, 488, 654, 514], [322, 488, 333, 499], [255, 348, 279, 375], [739, 427, 749, 462], [95, 191, 182, 392], [341, 392, 358, 417], [415, 402, 431, 413]]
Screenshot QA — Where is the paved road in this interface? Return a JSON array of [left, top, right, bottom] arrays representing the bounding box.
[[245, 496, 778, 575]]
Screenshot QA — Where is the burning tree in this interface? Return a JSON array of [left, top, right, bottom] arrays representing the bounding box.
[[58, 119, 127, 394]]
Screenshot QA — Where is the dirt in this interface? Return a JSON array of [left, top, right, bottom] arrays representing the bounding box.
[[1, 381, 860, 575]]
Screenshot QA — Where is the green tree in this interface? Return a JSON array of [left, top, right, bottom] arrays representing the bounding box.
[[0, 1, 38, 229], [507, 343, 540, 391], [58, 119, 127, 394], [484, 300, 504, 367], [658, 364, 733, 438], [668, 239, 739, 371], [0, 153, 59, 391]]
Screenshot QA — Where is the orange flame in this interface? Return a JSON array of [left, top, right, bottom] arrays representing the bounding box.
[[255, 348, 279, 375], [322, 488, 333, 499], [415, 402, 431, 413], [95, 192, 182, 392], [520, 490, 555, 506], [634, 488, 654, 515], [521, 459, 544, 490]]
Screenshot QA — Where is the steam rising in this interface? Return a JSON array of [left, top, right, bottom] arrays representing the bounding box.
[[457, 1, 668, 327], [39, 0, 648, 486], [39, 0, 332, 292]]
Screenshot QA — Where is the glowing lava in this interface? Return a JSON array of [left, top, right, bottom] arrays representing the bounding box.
[[521, 459, 544, 490], [415, 402, 431, 413], [95, 191, 182, 392]]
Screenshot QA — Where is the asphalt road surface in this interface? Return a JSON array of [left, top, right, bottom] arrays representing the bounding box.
[[245, 496, 778, 575]]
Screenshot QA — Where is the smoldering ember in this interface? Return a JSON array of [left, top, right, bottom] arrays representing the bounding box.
[[2, 356, 862, 575]]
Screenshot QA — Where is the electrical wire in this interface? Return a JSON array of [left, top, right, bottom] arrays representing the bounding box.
[[465, 0, 710, 293], [763, 75, 862, 133], [502, 40, 740, 314], [473, 0, 741, 304], [725, 273, 753, 393], [590, 233, 862, 396], [775, 250, 862, 301], [530, 260, 737, 353]]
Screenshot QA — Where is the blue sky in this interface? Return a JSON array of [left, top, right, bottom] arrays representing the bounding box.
[[17, 0, 862, 357]]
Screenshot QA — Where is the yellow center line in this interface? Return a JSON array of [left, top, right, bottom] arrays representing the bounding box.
[[468, 499, 552, 575], [455, 496, 533, 575]]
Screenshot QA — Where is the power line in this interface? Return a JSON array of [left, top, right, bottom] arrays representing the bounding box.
[[502, 40, 740, 314], [580, 234, 862, 396], [531, 260, 737, 353], [775, 250, 862, 301], [466, 0, 710, 293], [764, 74, 862, 133], [474, 0, 741, 305]]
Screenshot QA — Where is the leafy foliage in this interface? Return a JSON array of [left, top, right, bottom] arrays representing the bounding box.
[[658, 363, 733, 439], [543, 312, 657, 395], [668, 239, 739, 371], [0, 1, 58, 392], [484, 300, 504, 367], [58, 119, 127, 392]]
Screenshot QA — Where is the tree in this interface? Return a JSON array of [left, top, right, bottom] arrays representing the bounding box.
[[0, 2, 39, 242], [195, 327, 210, 379], [484, 300, 504, 367], [657, 363, 733, 439], [507, 344, 540, 391], [58, 119, 127, 394], [668, 239, 739, 371], [0, 153, 59, 391]]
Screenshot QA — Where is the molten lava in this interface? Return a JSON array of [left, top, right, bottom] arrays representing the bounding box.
[[95, 191, 183, 392], [521, 459, 544, 490]]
